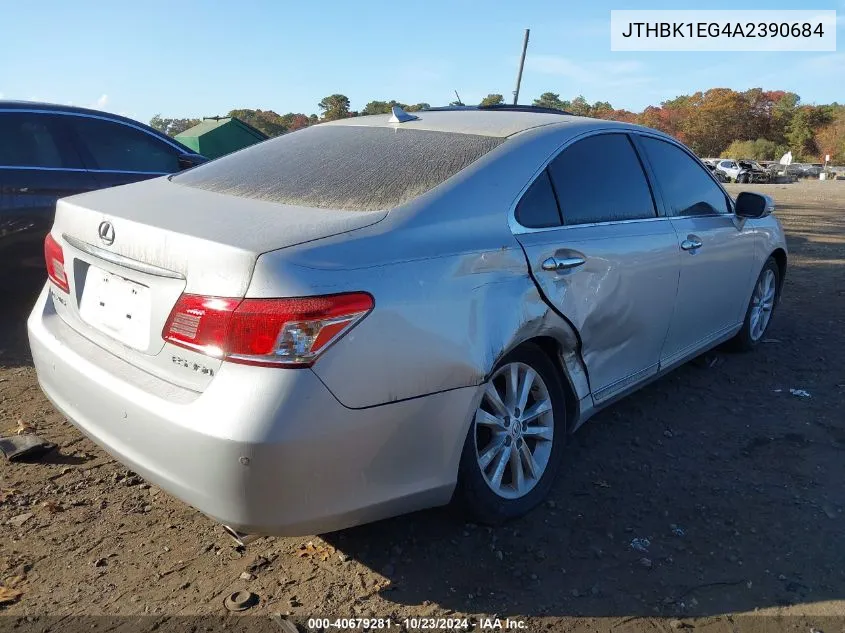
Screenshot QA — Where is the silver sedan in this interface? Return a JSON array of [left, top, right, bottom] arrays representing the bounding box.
[[28, 107, 787, 540]]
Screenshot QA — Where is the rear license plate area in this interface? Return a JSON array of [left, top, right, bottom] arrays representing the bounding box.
[[79, 266, 151, 350]]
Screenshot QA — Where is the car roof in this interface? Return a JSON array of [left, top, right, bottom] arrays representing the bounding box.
[[0, 100, 143, 125], [2, 99, 165, 130], [0, 100, 193, 151], [324, 107, 612, 138]]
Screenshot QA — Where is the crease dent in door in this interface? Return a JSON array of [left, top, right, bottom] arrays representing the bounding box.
[[517, 223, 680, 402], [560, 255, 645, 394]]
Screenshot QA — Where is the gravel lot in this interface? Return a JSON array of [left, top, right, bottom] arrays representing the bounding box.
[[1, 180, 843, 632]]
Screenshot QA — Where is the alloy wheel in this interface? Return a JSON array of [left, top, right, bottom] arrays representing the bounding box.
[[474, 362, 555, 499], [750, 268, 776, 341]]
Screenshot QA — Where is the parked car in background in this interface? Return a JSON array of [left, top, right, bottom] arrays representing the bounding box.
[[715, 159, 743, 181], [703, 160, 729, 182], [28, 107, 787, 539], [715, 159, 770, 183], [0, 101, 206, 285]]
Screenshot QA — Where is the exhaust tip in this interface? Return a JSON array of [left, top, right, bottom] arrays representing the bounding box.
[[222, 525, 260, 547]]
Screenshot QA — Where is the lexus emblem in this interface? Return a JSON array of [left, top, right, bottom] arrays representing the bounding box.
[[98, 221, 115, 246]]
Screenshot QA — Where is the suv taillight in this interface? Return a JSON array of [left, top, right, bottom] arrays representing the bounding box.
[[44, 233, 69, 293], [162, 292, 374, 367]]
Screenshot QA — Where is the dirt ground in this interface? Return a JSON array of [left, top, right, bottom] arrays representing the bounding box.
[[1, 180, 844, 632]]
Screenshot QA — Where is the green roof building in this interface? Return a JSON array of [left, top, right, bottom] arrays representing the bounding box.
[[175, 117, 268, 159]]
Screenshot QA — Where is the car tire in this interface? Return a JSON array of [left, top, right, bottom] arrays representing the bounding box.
[[455, 343, 567, 525], [729, 257, 780, 352]]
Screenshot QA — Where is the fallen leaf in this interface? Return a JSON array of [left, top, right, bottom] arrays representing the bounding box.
[[0, 585, 23, 605], [16, 419, 36, 435], [4, 575, 26, 588], [294, 541, 333, 561]]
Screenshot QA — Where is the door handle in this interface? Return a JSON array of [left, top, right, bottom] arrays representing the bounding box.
[[680, 236, 703, 251], [541, 256, 586, 271]]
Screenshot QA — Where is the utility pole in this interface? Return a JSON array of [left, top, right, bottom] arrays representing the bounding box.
[[513, 29, 530, 105]]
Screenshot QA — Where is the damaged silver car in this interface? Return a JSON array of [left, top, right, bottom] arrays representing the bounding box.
[[28, 106, 787, 538]]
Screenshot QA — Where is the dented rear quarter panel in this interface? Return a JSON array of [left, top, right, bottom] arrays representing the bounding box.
[[247, 122, 614, 410]]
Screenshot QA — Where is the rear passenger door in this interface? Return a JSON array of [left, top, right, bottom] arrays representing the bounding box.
[[0, 111, 98, 272], [635, 135, 756, 368], [65, 115, 183, 188], [513, 132, 681, 404]]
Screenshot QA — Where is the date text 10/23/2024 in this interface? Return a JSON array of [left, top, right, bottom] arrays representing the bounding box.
[[306, 617, 528, 630]]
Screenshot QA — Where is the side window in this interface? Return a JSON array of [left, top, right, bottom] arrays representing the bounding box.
[[68, 116, 180, 173], [0, 113, 74, 168], [515, 170, 561, 228], [547, 133, 656, 225], [639, 137, 729, 217]]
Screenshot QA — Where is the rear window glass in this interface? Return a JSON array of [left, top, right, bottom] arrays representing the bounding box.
[[172, 125, 503, 211]]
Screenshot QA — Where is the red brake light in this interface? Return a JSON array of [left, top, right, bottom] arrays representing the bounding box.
[[162, 292, 373, 367], [161, 295, 240, 357], [44, 233, 69, 293]]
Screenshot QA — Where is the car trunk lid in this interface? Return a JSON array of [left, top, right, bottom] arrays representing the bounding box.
[[48, 177, 387, 391]]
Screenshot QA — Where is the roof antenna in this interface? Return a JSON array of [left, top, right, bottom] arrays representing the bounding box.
[[388, 105, 419, 123], [513, 28, 530, 105], [454, 90, 464, 106]]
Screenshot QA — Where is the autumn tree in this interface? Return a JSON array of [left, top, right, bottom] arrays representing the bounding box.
[[228, 109, 288, 137], [361, 100, 429, 115], [479, 94, 504, 107], [786, 108, 817, 160], [815, 109, 845, 163], [590, 101, 614, 119], [362, 100, 392, 115], [721, 138, 785, 161], [533, 92, 568, 111], [319, 94, 351, 121], [149, 114, 200, 137], [279, 113, 311, 132]]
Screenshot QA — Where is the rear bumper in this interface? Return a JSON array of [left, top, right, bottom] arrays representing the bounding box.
[[28, 286, 479, 535]]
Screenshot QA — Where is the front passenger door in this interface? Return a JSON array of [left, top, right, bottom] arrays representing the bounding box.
[[636, 135, 757, 369], [513, 133, 681, 404]]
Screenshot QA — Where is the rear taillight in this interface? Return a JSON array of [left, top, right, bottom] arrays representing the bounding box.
[[44, 233, 69, 293], [162, 292, 373, 367]]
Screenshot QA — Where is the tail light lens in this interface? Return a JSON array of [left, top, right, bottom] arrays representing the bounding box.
[[162, 292, 373, 367], [44, 233, 69, 293]]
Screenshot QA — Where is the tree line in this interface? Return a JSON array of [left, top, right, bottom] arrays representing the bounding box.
[[150, 88, 845, 163]]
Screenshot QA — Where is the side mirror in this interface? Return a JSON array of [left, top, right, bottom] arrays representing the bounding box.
[[735, 192, 775, 219], [177, 153, 208, 170]]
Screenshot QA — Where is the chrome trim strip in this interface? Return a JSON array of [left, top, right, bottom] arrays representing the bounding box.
[[515, 215, 669, 235], [0, 165, 168, 175], [0, 107, 187, 152], [62, 234, 185, 279]]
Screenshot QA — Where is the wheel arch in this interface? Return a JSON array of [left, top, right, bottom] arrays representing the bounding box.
[[489, 312, 591, 433], [770, 247, 787, 303], [528, 336, 581, 433]]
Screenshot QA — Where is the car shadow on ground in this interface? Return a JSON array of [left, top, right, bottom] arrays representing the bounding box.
[[0, 281, 41, 369]]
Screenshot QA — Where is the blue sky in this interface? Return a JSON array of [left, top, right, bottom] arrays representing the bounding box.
[[0, 0, 841, 124]]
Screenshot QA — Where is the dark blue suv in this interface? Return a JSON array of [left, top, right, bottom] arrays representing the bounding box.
[[0, 102, 206, 284]]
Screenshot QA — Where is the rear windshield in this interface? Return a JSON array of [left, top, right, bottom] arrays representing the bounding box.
[[172, 125, 503, 211]]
